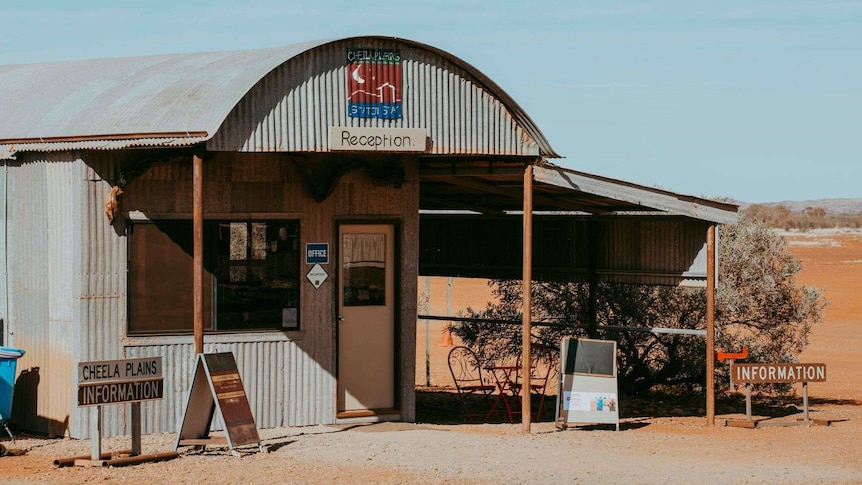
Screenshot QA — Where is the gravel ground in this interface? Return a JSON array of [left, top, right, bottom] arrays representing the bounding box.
[[2, 234, 860, 484], [2, 401, 861, 485]]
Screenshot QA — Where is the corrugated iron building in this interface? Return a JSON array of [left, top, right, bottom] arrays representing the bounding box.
[[0, 36, 736, 439]]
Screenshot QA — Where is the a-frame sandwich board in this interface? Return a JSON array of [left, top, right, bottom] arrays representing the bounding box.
[[175, 352, 262, 456]]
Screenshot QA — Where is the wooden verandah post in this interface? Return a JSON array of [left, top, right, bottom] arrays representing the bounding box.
[[193, 154, 204, 355], [522, 165, 533, 434], [706, 224, 716, 426]]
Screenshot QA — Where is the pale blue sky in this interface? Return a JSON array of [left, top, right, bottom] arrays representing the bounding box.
[[2, 1, 859, 203]]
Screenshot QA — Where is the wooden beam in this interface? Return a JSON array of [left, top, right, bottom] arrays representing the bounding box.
[[419, 166, 527, 178], [419, 193, 506, 214], [706, 224, 716, 426], [522, 165, 533, 434], [423, 175, 595, 213], [424, 174, 518, 197], [193, 154, 204, 355]]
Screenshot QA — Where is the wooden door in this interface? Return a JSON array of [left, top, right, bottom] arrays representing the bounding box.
[[337, 223, 396, 415]]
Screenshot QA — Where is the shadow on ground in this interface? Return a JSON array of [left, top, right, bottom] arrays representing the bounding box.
[[414, 386, 857, 425]]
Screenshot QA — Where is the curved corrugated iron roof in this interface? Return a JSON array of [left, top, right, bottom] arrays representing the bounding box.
[[0, 36, 558, 157]]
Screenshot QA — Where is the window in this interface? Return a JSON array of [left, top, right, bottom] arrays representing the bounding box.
[[342, 233, 387, 306], [215, 221, 300, 330], [128, 220, 300, 334]]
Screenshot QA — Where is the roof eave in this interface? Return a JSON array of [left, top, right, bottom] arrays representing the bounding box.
[[533, 165, 739, 225]]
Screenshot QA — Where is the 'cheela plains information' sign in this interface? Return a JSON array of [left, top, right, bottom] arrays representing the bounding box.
[[77, 357, 164, 406], [732, 363, 826, 384]]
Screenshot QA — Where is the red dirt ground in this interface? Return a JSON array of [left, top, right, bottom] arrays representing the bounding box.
[[785, 231, 862, 400]]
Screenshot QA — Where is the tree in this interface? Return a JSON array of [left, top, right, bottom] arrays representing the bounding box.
[[715, 217, 825, 391], [452, 215, 825, 395]]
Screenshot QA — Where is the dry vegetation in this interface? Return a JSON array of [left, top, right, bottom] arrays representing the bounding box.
[[744, 203, 862, 230]]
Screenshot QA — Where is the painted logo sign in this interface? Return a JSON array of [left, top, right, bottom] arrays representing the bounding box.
[[346, 47, 402, 119]]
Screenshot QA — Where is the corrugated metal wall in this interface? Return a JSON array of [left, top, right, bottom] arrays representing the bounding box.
[[6, 153, 80, 437], [69, 157, 129, 437], [601, 219, 710, 286], [419, 215, 711, 287], [1, 162, 7, 346], [121, 339, 327, 434], [62, 151, 419, 438], [208, 39, 538, 156]]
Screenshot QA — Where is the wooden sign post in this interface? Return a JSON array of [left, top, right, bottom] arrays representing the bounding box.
[[72, 356, 174, 467], [555, 337, 620, 431], [727, 362, 827, 428], [175, 352, 262, 457]]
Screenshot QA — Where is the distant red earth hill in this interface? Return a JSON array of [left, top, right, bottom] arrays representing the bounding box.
[[740, 198, 862, 214]]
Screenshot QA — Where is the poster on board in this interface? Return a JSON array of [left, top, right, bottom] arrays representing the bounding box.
[[556, 337, 620, 430]]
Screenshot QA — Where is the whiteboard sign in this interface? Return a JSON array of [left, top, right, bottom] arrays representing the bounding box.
[[556, 338, 620, 430]]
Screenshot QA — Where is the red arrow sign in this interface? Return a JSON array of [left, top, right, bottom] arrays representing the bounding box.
[[717, 346, 748, 362]]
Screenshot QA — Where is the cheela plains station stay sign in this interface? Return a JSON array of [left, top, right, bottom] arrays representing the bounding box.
[[77, 357, 164, 406]]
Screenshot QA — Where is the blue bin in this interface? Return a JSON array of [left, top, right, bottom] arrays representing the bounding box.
[[0, 346, 25, 424]]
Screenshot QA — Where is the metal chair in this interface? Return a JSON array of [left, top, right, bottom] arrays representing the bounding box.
[[513, 343, 558, 420], [447, 346, 496, 422]]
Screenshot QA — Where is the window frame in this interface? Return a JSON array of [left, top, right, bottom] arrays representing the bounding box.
[[126, 217, 302, 336]]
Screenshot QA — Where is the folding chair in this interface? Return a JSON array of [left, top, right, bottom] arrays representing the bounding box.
[[447, 346, 496, 422]]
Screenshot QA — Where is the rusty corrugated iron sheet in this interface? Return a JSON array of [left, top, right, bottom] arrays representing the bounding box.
[[419, 214, 714, 287], [0, 41, 323, 143], [0, 37, 558, 159], [4, 155, 79, 437], [208, 39, 554, 157], [0, 136, 209, 159]]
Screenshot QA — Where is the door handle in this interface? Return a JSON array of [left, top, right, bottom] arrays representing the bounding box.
[[337, 315, 344, 322]]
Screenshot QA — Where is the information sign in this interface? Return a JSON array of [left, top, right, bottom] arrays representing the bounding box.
[[731, 363, 826, 384], [77, 357, 163, 406], [75, 357, 166, 464]]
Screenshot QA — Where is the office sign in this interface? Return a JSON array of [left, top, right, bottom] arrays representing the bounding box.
[[306, 243, 329, 264], [77, 357, 163, 406]]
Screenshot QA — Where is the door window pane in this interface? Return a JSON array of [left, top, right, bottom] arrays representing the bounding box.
[[342, 233, 386, 306]]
